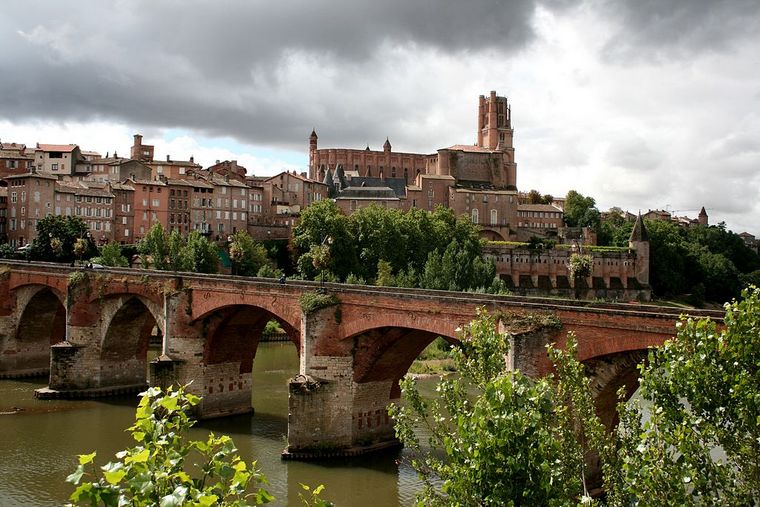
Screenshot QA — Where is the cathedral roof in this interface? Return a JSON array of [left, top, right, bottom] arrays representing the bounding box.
[[445, 144, 492, 153]]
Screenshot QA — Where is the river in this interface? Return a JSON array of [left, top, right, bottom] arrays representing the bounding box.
[[0, 343, 435, 506]]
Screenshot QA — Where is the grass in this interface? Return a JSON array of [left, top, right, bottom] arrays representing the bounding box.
[[410, 337, 457, 375]]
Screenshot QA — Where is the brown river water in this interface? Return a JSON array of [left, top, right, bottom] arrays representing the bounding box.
[[0, 343, 436, 506]]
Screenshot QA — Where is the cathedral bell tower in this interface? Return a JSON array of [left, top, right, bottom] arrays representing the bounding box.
[[309, 129, 318, 179], [477, 91, 517, 189]]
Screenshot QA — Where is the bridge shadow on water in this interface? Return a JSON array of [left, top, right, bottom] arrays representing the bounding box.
[[197, 411, 290, 443]]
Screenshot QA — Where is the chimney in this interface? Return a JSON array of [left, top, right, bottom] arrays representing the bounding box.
[[215, 159, 220, 165], [106, 151, 109, 158], [190, 156, 194, 164], [114, 151, 118, 158], [133, 134, 142, 146], [301, 171, 307, 178]]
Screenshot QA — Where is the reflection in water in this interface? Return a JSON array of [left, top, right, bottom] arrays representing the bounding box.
[[0, 343, 435, 506]]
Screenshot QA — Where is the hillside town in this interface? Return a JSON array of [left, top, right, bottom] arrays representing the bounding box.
[[0, 92, 730, 302]]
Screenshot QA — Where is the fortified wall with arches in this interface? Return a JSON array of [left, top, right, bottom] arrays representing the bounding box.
[[0, 262, 720, 458]]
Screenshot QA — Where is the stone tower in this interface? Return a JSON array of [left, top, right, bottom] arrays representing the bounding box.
[[629, 213, 650, 287], [309, 129, 318, 179], [476, 91, 517, 189], [131, 134, 154, 162], [698, 206, 708, 226]]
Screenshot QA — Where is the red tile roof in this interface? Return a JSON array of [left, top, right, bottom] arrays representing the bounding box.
[[445, 144, 492, 153], [37, 144, 78, 152]]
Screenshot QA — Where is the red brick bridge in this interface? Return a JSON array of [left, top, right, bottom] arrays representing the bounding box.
[[0, 261, 722, 457]]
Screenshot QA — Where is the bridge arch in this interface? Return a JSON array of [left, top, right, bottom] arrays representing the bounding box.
[[196, 303, 300, 418], [3, 285, 67, 376], [583, 349, 649, 429], [98, 295, 161, 389]]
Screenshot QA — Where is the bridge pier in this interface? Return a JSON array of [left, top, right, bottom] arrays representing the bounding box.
[[285, 304, 400, 459], [37, 278, 160, 398]]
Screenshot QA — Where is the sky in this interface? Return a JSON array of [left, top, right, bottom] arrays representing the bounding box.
[[1, 0, 759, 234]]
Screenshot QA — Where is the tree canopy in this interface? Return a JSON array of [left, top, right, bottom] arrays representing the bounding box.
[[31, 215, 96, 262], [137, 224, 219, 274], [564, 190, 600, 229], [291, 202, 502, 292]]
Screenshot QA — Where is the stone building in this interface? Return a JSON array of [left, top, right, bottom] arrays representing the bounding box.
[[0, 142, 34, 179], [54, 181, 115, 244], [5, 170, 57, 247], [112, 182, 135, 243], [0, 187, 7, 242], [309, 91, 525, 240], [33, 144, 90, 177], [484, 214, 651, 300]]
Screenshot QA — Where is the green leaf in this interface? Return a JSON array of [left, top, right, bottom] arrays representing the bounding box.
[[78, 451, 97, 465], [197, 494, 218, 506], [125, 448, 150, 464], [103, 469, 126, 485]]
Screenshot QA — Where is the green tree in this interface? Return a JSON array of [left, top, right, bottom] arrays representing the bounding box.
[[183, 231, 218, 274], [32, 215, 94, 263], [390, 309, 604, 505], [564, 190, 599, 228], [138, 223, 170, 270], [167, 229, 191, 272], [609, 286, 760, 505], [375, 259, 396, 286], [229, 231, 270, 276], [92, 242, 129, 268], [67, 386, 334, 506], [292, 200, 358, 280]]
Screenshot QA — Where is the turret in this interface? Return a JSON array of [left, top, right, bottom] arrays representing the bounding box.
[[698, 206, 708, 226], [629, 213, 650, 287], [383, 138, 391, 152]]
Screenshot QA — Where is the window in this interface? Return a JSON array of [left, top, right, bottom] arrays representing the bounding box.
[[471, 208, 479, 224], [152, 199, 159, 207], [51, 163, 59, 171], [490, 209, 498, 226], [10, 192, 16, 203]]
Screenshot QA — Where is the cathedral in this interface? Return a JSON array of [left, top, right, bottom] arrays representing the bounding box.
[[308, 91, 529, 241]]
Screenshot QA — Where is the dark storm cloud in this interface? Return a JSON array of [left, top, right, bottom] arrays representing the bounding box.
[[1, 0, 757, 153], [0, 0, 539, 149]]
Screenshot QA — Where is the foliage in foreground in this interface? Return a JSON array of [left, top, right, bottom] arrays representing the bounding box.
[[392, 287, 760, 505], [609, 286, 760, 506], [67, 386, 333, 506], [390, 309, 606, 505]]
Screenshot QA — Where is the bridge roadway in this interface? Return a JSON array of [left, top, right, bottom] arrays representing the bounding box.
[[0, 261, 723, 458]]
